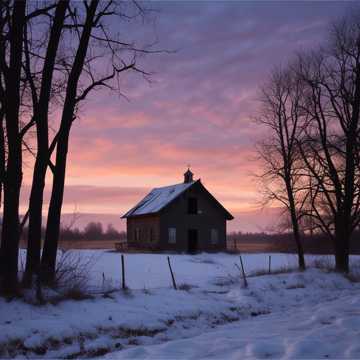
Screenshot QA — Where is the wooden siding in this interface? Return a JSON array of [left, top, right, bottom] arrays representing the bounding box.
[[158, 181, 227, 252], [127, 214, 161, 250]]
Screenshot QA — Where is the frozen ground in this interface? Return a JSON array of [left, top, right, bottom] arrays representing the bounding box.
[[2, 251, 360, 358]]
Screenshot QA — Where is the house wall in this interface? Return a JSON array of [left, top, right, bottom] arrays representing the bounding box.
[[158, 182, 227, 252], [127, 215, 161, 250]]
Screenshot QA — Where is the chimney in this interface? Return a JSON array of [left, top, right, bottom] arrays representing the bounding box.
[[184, 168, 194, 183]]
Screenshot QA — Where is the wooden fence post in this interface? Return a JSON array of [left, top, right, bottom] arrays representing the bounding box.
[[167, 256, 177, 290], [121, 254, 126, 290], [268, 255, 271, 274], [239, 255, 248, 288]]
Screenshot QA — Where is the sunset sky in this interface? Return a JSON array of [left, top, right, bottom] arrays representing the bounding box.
[[21, 1, 349, 232]]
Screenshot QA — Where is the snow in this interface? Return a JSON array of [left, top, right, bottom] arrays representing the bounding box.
[[3, 251, 360, 358], [112, 271, 360, 359], [78, 251, 344, 290], [122, 181, 194, 217], [114, 291, 360, 359]]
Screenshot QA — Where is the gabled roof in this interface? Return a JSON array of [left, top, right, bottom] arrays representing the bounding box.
[[121, 181, 195, 218], [122, 179, 234, 220]]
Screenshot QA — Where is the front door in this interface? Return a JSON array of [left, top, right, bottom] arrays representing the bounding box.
[[188, 229, 198, 253]]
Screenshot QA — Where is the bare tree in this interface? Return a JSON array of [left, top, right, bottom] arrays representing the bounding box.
[[256, 66, 307, 270], [0, 0, 26, 294], [0, 0, 158, 293], [0, 1, 63, 293], [295, 12, 360, 272], [40, 0, 154, 283], [23, 0, 69, 287]]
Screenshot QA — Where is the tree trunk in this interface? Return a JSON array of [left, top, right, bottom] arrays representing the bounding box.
[[0, 109, 5, 209], [333, 62, 360, 275], [23, 164, 46, 285], [40, 128, 69, 283], [334, 217, 350, 273], [291, 209, 306, 270], [334, 236, 349, 273], [23, 0, 68, 287], [40, 0, 99, 284], [285, 174, 306, 270], [0, 1, 26, 294], [0, 0, 6, 211]]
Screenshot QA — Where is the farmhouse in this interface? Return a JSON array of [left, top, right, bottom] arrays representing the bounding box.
[[122, 169, 234, 252]]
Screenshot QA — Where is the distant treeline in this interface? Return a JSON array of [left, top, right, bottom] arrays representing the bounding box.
[[227, 231, 360, 254], [21, 222, 126, 241]]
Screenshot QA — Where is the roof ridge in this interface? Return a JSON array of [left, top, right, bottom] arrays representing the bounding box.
[[154, 181, 195, 189]]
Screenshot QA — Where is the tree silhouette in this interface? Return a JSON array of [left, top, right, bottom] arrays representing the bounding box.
[[256, 66, 307, 270]]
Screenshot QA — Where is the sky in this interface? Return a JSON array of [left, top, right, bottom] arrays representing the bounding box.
[[21, 1, 350, 232]]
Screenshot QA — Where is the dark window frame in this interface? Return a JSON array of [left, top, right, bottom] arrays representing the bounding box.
[[188, 197, 198, 214]]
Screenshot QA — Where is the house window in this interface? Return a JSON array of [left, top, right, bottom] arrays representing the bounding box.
[[188, 197, 198, 214], [134, 228, 140, 241], [168, 228, 176, 244], [211, 229, 218, 244]]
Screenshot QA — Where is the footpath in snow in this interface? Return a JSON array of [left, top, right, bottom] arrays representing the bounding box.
[[1, 252, 360, 358]]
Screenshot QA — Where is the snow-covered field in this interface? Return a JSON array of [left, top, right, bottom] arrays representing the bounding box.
[[2, 251, 360, 358], [80, 251, 308, 289]]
